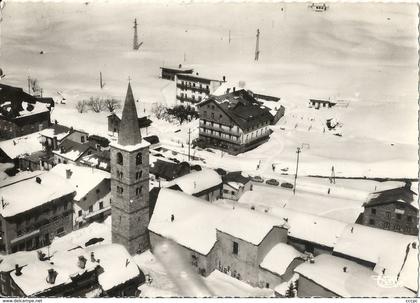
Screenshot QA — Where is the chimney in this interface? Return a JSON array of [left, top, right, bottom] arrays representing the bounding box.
[[226, 88, 230, 94], [65, 169, 72, 179], [222, 76, 226, 82], [15, 264, 22, 276], [196, 72, 199, 76], [35, 177, 42, 184], [171, 214, 175, 222], [46, 268, 58, 284], [412, 242, 417, 249], [53, 136, 58, 150], [178, 64, 182, 69], [343, 266, 347, 273], [78, 256, 87, 269], [90, 252, 96, 263], [37, 250, 46, 261], [60, 146, 65, 153], [54, 120, 58, 125]]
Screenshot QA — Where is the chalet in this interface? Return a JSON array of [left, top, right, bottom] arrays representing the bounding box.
[[0, 244, 144, 297], [196, 89, 273, 155], [107, 112, 152, 135], [222, 171, 251, 201], [50, 164, 111, 229], [309, 99, 336, 109], [212, 82, 285, 125], [175, 73, 225, 108], [0, 83, 52, 140], [294, 254, 415, 297], [160, 64, 194, 81], [358, 183, 418, 235], [166, 169, 222, 202], [0, 171, 75, 254]]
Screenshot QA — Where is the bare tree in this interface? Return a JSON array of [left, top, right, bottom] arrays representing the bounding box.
[[75, 100, 88, 113], [103, 98, 121, 112], [151, 103, 168, 120], [88, 97, 106, 113]]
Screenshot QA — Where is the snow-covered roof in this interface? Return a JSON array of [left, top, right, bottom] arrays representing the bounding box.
[[238, 192, 347, 248], [0, 171, 75, 218], [9, 248, 98, 296], [52, 139, 93, 162], [39, 124, 71, 141], [295, 254, 415, 297], [167, 169, 222, 195], [50, 163, 110, 201], [0, 132, 43, 159], [260, 243, 302, 276], [149, 189, 228, 255], [84, 244, 140, 292], [216, 208, 287, 245], [0, 171, 43, 188], [333, 224, 417, 277], [16, 101, 49, 118]]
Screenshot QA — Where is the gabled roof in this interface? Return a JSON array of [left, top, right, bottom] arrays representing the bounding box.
[[260, 243, 302, 276], [199, 89, 273, 130], [366, 185, 418, 210], [166, 169, 222, 195], [0, 83, 38, 117], [39, 124, 71, 141], [223, 171, 250, 185], [150, 158, 190, 181], [53, 139, 94, 162], [0, 131, 43, 160]]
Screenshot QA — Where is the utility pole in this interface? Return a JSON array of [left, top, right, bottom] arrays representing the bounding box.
[[330, 165, 336, 184], [228, 30, 231, 44], [99, 72, 105, 89], [254, 29, 260, 61], [293, 147, 301, 195], [187, 128, 192, 161], [183, 52, 186, 63], [133, 18, 138, 50]]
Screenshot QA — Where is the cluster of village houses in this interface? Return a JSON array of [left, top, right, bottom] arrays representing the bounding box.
[[0, 73, 417, 298]]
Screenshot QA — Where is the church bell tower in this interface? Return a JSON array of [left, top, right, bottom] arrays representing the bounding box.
[[110, 82, 150, 255]]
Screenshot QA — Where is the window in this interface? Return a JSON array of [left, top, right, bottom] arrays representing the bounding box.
[[99, 202, 103, 210], [136, 153, 142, 165], [369, 219, 375, 225], [89, 205, 93, 213], [96, 188, 100, 194], [383, 221, 390, 229], [56, 227, 64, 235], [78, 210, 82, 217], [117, 186, 123, 195], [223, 189, 229, 194], [211, 113, 215, 119], [116, 152, 123, 165], [371, 208, 376, 215], [233, 241, 238, 255], [136, 187, 143, 196], [386, 212, 391, 219], [81, 136, 85, 143], [396, 213, 402, 220], [136, 171, 142, 180], [407, 216, 412, 223]]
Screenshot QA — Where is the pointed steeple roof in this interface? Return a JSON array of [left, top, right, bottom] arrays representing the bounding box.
[[118, 82, 142, 146]]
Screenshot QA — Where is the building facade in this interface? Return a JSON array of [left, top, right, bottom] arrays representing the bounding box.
[[196, 90, 273, 155], [175, 73, 225, 108], [0, 173, 75, 254], [359, 185, 418, 236], [110, 83, 151, 255]]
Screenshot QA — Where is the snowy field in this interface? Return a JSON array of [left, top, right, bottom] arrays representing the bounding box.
[[1, 2, 418, 178]]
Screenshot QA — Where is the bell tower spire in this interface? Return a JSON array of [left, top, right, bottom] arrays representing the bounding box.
[[118, 82, 142, 146]]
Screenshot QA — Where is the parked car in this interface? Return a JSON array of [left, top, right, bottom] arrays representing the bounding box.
[[251, 175, 264, 183], [266, 179, 279, 186], [281, 182, 294, 189]]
